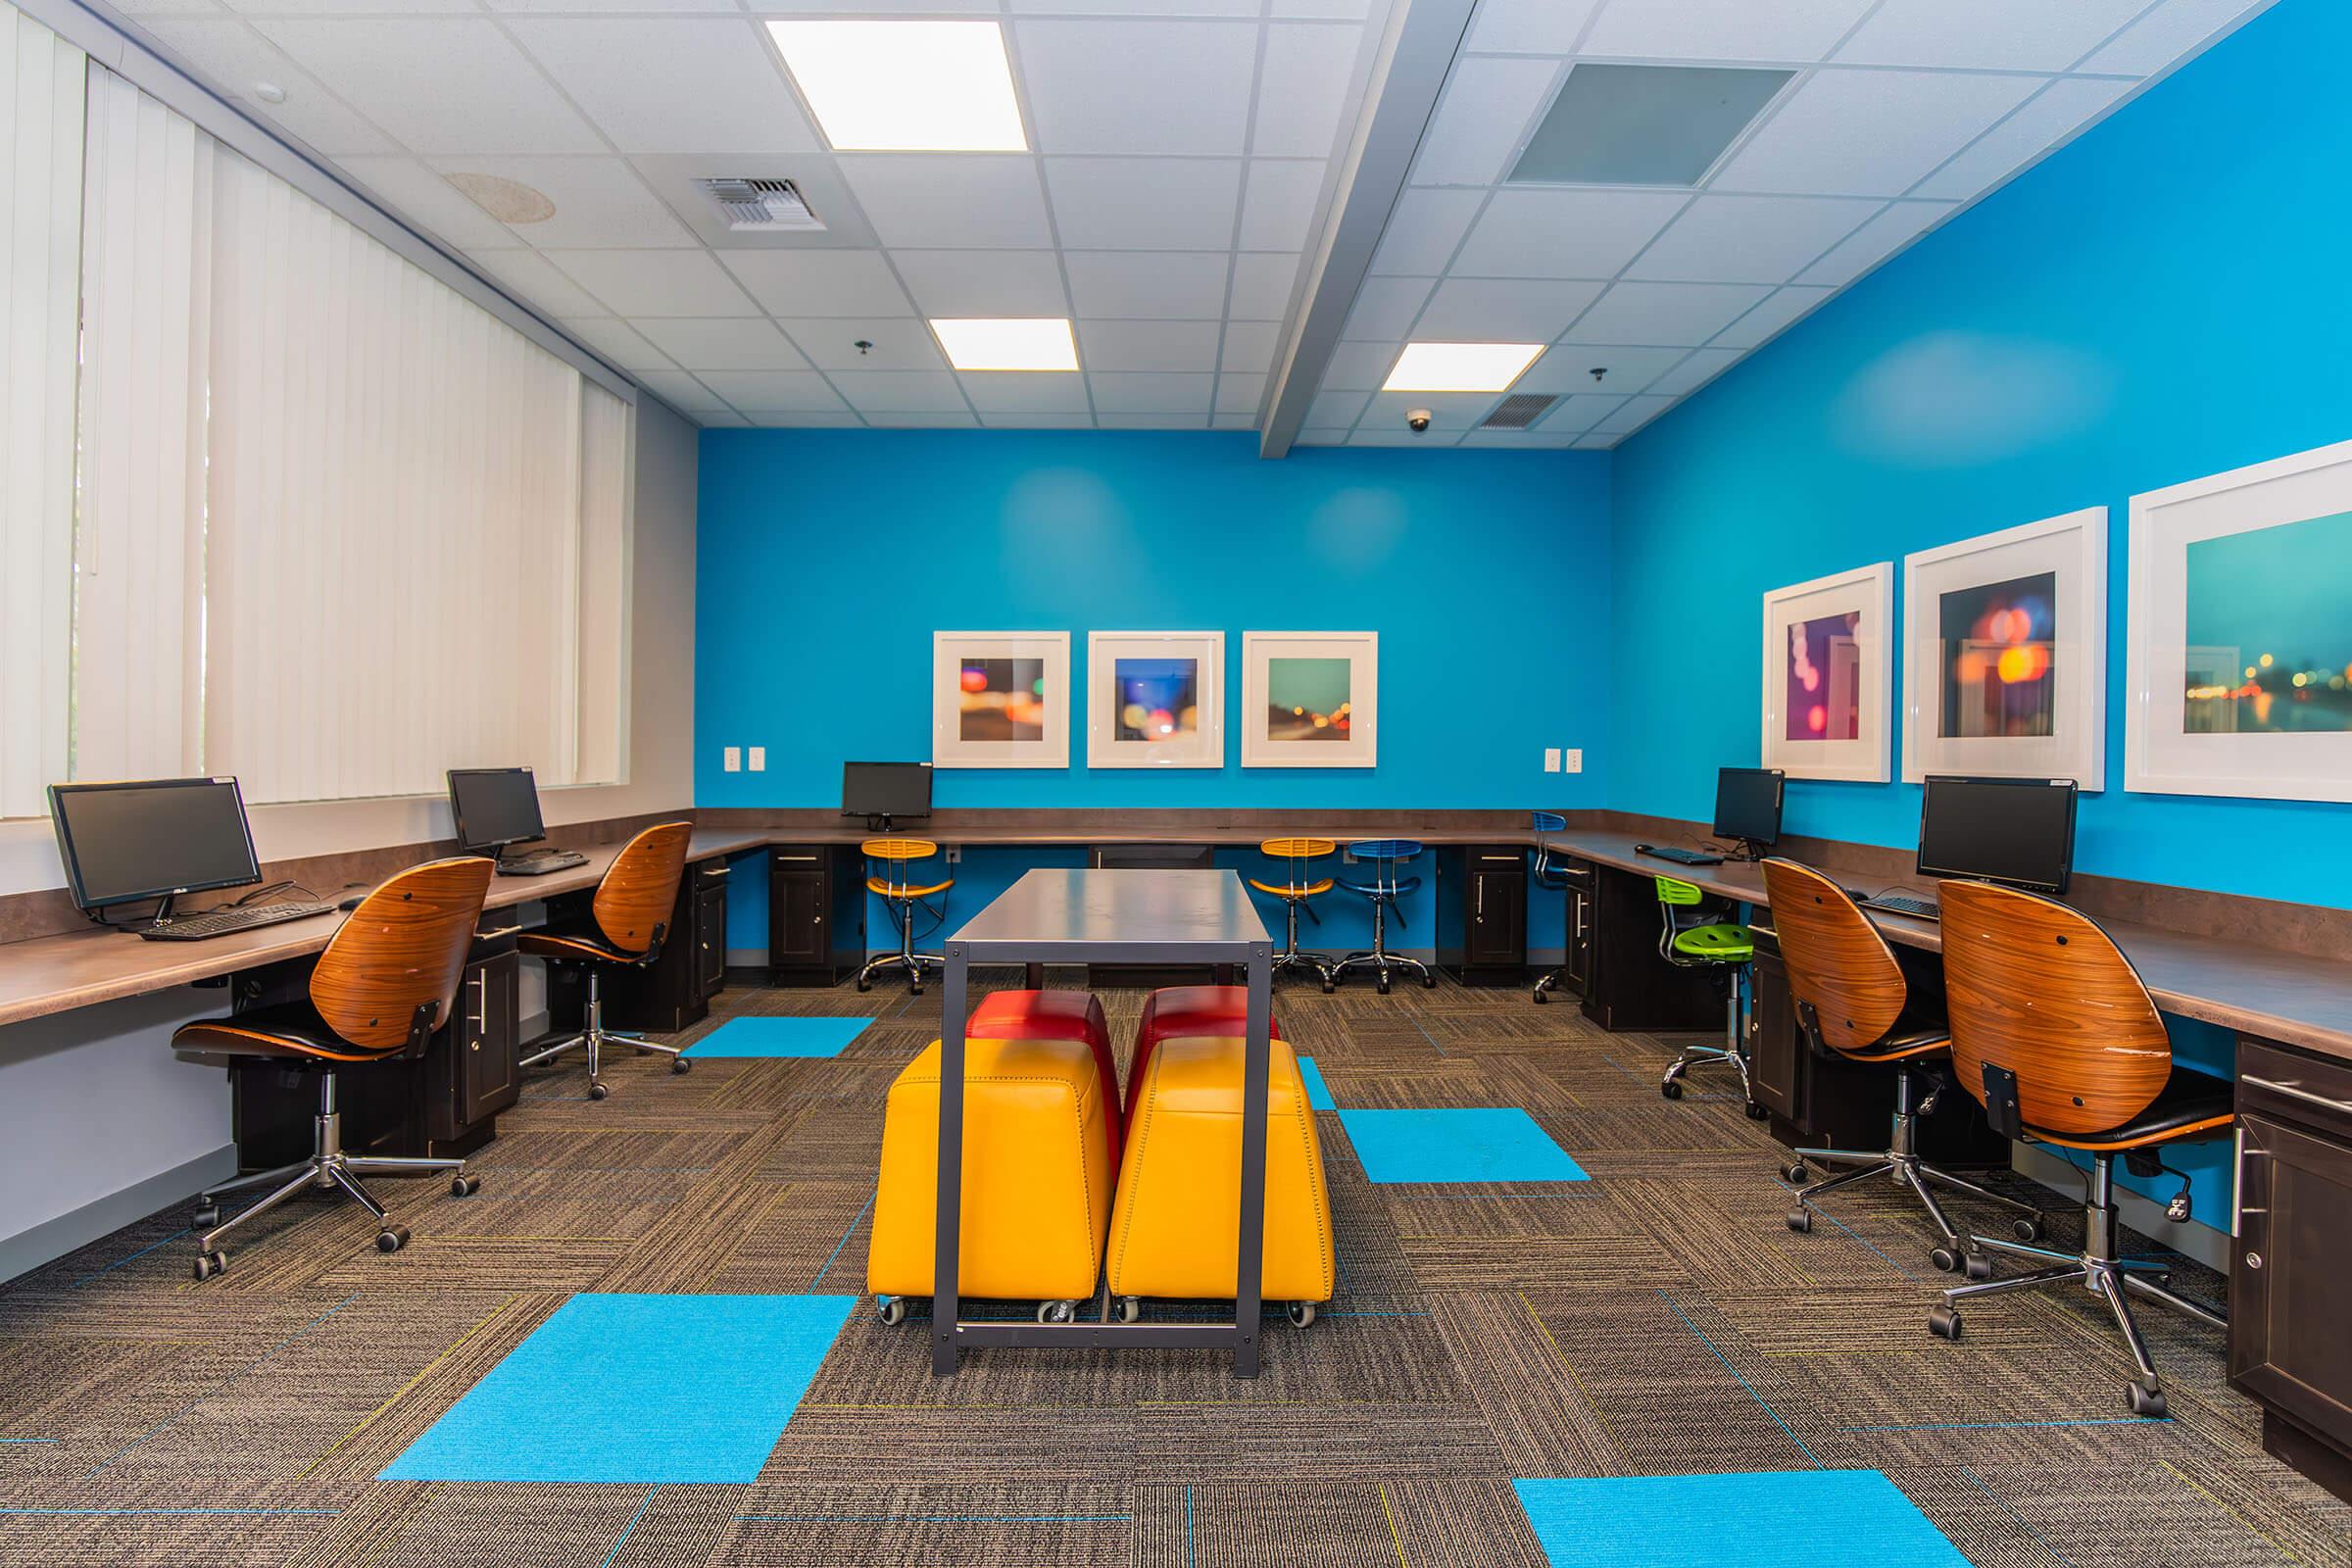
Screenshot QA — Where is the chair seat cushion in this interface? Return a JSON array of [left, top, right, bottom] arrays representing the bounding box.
[[1843, 1029, 1950, 1063], [2031, 1065, 2236, 1151], [866, 876, 954, 900], [172, 1001, 388, 1062], [969, 991, 1120, 1165], [1131, 986, 1283, 1126], [518, 927, 641, 965], [1248, 876, 1334, 899], [1671, 922, 1753, 962], [1339, 876, 1421, 899]]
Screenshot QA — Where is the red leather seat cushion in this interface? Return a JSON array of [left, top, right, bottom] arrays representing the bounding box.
[[969, 990, 1120, 1164], [1128, 986, 1282, 1124]]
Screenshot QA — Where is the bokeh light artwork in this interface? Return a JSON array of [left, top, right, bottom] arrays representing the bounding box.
[[1265, 657, 1351, 742], [1087, 632, 1224, 768], [1243, 632, 1377, 767], [2180, 509, 2352, 735], [1937, 569, 2058, 739], [1762, 563, 1888, 782]]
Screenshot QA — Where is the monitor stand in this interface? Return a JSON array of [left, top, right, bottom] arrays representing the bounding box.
[[859, 813, 898, 834], [1725, 838, 1768, 863]]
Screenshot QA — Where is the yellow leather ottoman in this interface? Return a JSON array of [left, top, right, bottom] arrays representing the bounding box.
[[867, 1035, 1112, 1324], [1106, 1036, 1335, 1326]]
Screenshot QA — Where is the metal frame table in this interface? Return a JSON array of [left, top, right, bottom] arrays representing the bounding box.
[[933, 867, 1275, 1377]]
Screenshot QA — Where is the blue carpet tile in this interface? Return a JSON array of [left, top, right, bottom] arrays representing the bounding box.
[[1513, 1470, 1970, 1568], [1296, 1054, 1338, 1110], [1339, 1107, 1588, 1183], [684, 1016, 874, 1057]]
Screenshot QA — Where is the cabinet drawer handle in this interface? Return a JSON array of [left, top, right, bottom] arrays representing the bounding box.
[[2240, 1075, 2352, 1115], [774, 855, 819, 862], [2232, 1125, 2247, 1238], [469, 973, 486, 1033]]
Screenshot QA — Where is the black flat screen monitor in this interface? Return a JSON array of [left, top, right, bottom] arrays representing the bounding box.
[[448, 767, 547, 853], [1712, 766, 1785, 849], [1917, 775, 2079, 895], [842, 761, 932, 822], [49, 777, 263, 911]]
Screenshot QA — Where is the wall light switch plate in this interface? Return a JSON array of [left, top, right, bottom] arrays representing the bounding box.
[[723, 746, 741, 772], [1544, 747, 1562, 773], [748, 746, 766, 772], [1563, 748, 1584, 773]]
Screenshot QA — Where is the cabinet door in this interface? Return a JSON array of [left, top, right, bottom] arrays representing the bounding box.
[[695, 882, 727, 999], [1746, 944, 1800, 1122], [1566, 885, 1593, 991], [772, 869, 827, 968], [2232, 1108, 2352, 1443], [1469, 870, 1526, 965], [461, 951, 520, 1123]]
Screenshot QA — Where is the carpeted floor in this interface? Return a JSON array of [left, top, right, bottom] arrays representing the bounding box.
[[0, 971, 2344, 1566]]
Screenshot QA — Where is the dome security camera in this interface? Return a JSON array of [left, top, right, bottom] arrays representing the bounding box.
[[1406, 409, 1433, 433]]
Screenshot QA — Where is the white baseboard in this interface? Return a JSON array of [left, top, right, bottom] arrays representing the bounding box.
[[2012, 1143, 2229, 1273], [0, 1143, 237, 1285]]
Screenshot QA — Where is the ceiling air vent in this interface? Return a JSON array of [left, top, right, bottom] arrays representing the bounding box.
[[1481, 394, 1557, 430], [698, 177, 825, 232]]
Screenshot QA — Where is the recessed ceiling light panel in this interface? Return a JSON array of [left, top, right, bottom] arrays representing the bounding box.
[[932, 318, 1079, 372], [1510, 63, 1794, 187], [444, 172, 557, 224], [768, 20, 1028, 153], [1384, 342, 1544, 394]]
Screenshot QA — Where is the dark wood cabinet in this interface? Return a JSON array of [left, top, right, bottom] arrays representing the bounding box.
[[1438, 845, 1528, 985], [602, 857, 733, 1032], [768, 844, 865, 986], [2232, 1037, 2352, 1503], [694, 877, 726, 1001], [1561, 871, 1593, 996], [1579, 861, 1723, 1032]]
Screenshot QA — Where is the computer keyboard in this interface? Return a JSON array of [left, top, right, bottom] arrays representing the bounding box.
[[1635, 844, 1725, 866], [138, 901, 338, 941], [1862, 893, 1940, 921], [496, 849, 588, 876]]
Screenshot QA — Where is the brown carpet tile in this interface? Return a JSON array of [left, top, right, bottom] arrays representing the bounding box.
[[0, 965, 2346, 1566]]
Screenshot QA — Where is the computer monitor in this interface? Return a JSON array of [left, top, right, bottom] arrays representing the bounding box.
[[48, 777, 262, 912], [842, 761, 932, 827], [447, 767, 548, 854], [1712, 766, 1785, 858], [1917, 775, 2078, 895]]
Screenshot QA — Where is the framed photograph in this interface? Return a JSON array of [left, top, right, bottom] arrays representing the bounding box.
[[1901, 508, 2106, 789], [932, 631, 1069, 769], [2126, 438, 2352, 802], [1086, 631, 1224, 768], [1761, 563, 1891, 782], [1241, 632, 1377, 768]]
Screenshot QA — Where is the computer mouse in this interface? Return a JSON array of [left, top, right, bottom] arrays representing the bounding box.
[[338, 891, 368, 912]]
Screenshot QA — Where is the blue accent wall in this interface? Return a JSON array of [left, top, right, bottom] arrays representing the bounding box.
[[698, 431, 1611, 952], [1609, 0, 2350, 914]]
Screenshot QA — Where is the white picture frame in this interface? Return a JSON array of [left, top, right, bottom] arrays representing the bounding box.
[[1240, 631, 1377, 768], [931, 631, 1070, 769], [1086, 631, 1225, 769], [2126, 438, 2352, 802], [1761, 563, 1891, 782], [1901, 508, 2107, 789]]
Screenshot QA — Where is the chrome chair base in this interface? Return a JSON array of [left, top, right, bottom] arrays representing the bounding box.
[[521, 971, 686, 1100], [1267, 897, 1335, 990], [1327, 897, 1434, 995], [856, 949, 945, 994], [1661, 970, 1754, 1105]]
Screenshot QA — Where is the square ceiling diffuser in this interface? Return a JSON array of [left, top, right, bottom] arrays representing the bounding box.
[[1510, 63, 1795, 187]]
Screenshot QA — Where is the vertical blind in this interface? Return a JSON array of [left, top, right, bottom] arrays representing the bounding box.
[[47, 53, 634, 810]]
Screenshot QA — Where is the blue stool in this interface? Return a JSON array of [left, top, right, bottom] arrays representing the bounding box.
[[1528, 810, 1583, 1004], [1330, 840, 1436, 995]]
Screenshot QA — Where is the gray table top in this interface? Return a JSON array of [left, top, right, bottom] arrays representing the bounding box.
[[949, 867, 1272, 957]]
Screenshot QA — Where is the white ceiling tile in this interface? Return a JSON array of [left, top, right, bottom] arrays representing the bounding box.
[[1912, 76, 2137, 200], [1643, 347, 1742, 398], [757, 0, 998, 10], [1349, 427, 1463, 447], [1077, 318, 1221, 372], [143, 21, 396, 155], [1624, 193, 1881, 283], [1562, 281, 1772, 346], [697, 410, 752, 426], [864, 410, 980, 428], [490, 0, 738, 14], [2080, 0, 2270, 76], [425, 157, 696, 249], [739, 410, 865, 426], [1062, 251, 1229, 319], [1253, 22, 1359, 158], [1012, 0, 1259, 14], [1414, 277, 1604, 340], [1015, 19, 1257, 156], [1457, 429, 1581, 447], [1341, 275, 1432, 339], [1571, 432, 1616, 449], [1215, 372, 1266, 414], [1227, 252, 1301, 318], [1464, 0, 1600, 53], [636, 368, 728, 413], [1089, 371, 1214, 413], [1711, 68, 2044, 197], [1794, 199, 1955, 285], [1097, 413, 1208, 428], [695, 369, 845, 410], [1236, 161, 1327, 252], [1307, 387, 1371, 425], [1451, 188, 1689, 278], [252, 20, 602, 155], [1409, 55, 1558, 186], [1367, 187, 1484, 276], [1211, 411, 1257, 429], [118, 0, 233, 15], [1532, 391, 1628, 431], [719, 250, 914, 318], [1220, 319, 1281, 375], [1319, 342, 1395, 391], [542, 250, 761, 316], [558, 317, 675, 372], [1517, 344, 1686, 395], [1044, 158, 1242, 250], [504, 19, 815, 155], [635, 318, 810, 370], [1836, 0, 2147, 72], [1590, 392, 1675, 436], [223, 0, 467, 13], [980, 411, 1098, 428], [1364, 390, 1499, 431], [890, 250, 1068, 318], [959, 372, 1092, 413], [840, 157, 1054, 249], [1708, 284, 1835, 349], [1580, 0, 1878, 62], [339, 157, 514, 249], [465, 248, 608, 317], [778, 318, 946, 371], [828, 370, 970, 413], [1271, 0, 1371, 16]]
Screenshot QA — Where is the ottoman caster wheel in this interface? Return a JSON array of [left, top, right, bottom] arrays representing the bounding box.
[[1787, 1208, 1812, 1234], [588, 1081, 610, 1101], [671, 1055, 692, 1074], [191, 1250, 227, 1282], [449, 1175, 479, 1198], [1928, 1305, 1962, 1340], [1036, 1298, 1076, 1325], [191, 1205, 220, 1231], [1930, 1246, 1961, 1273], [1744, 1101, 1770, 1120], [1781, 1162, 1807, 1185], [875, 1297, 906, 1327], [2012, 1215, 2045, 1243], [1116, 1296, 1142, 1324], [1286, 1301, 1317, 1329], [375, 1226, 410, 1254], [1661, 1079, 1684, 1101], [2127, 1380, 2168, 1418], [1964, 1250, 1994, 1282]]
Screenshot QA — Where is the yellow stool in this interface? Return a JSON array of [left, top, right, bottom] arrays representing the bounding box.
[[1246, 837, 1338, 991], [1106, 1036, 1335, 1327], [856, 837, 952, 994], [867, 1036, 1112, 1325]]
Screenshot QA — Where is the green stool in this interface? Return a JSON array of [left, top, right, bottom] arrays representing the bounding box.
[[1654, 876, 1759, 1111]]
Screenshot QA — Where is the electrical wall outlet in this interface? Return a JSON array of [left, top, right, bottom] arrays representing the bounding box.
[[1544, 747, 1562, 772], [722, 745, 741, 772], [946, 845, 961, 863], [748, 746, 766, 772], [1563, 748, 1584, 773]]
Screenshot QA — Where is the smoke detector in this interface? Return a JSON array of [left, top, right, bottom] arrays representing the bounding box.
[[698, 177, 825, 232]]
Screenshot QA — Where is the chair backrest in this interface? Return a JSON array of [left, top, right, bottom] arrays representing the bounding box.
[[863, 836, 940, 896], [1348, 840, 1422, 897], [592, 822, 693, 954], [1760, 858, 1907, 1053], [1938, 879, 2174, 1136], [309, 857, 494, 1052], [1259, 837, 1335, 893], [1530, 811, 1567, 882]]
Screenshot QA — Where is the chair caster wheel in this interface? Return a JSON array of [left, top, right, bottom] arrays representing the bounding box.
[[671, 1055, 692, 1074], [2012, 1216, 2045, 1243], [1931, 1246, 1960, 1273], [855, 978, 872, 993], [1421, 973, 1438, 989], [1375, 974, 1391, 996], [1533, 990, 1548, 1004], [1964, 1250, 1993, 1281], [450, 1175, 479, 1198], [1661, 1079, 1684, 1100], [876, 1296, 906, 1327], [1781, 1162, 1807, 1185], [1744, 1101, 1770, 1120], [1320, 979, 1335, 994], [375, 1226, 410, 1254], [1116, 1296, 1142, 1324], [1786, 1208, 1812, 1233], [192, 1205, 220, 1231], [1287, 1301, 1317, 1329], [1037, 1298, 1076, 1325], [191, 1250, 227, 1282], [2127, 1380, 2168, 1418], [1928, 1305, 1962, 1340], [910, 986, 924, 998], [588, 1081, 610, 1101]]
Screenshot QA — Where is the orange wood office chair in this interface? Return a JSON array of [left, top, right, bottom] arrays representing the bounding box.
[[1927, 879, 2234, 1416], [172, 856, 494, 1279], [518, 821, 694, 1100], [1764, 859, 2044, 1271]]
